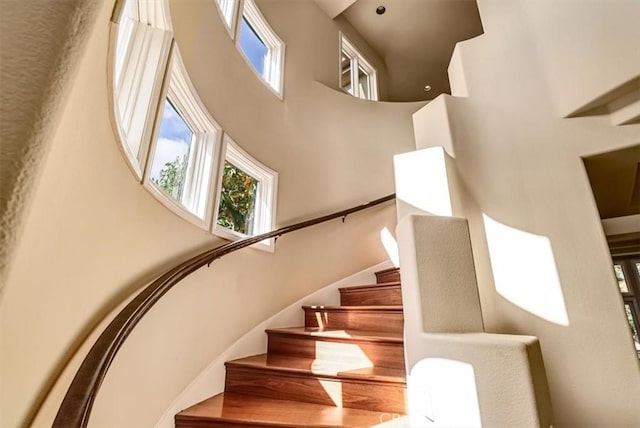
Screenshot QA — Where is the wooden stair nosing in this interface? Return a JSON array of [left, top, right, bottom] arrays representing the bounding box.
[[265, 327, 403, 344], [304, 306, 404, 333], [266, 328, 405, 370], [375, 267, 401, 284], [338, 281, 401, 292], [224, 354, 406, 384], [339, 282, 402, 306], [302, 305, 403, 312], [175, 393, 406, 428], [224, 365, 406, 413]]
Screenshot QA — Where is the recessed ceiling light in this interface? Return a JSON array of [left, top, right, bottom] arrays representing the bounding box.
[[376, 6, 386, 15], [424, 85, 432, 92]]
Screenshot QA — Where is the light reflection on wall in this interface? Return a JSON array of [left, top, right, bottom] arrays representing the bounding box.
[[380, 227, 400, 267], [483, 214, 569, 326], [394, 147, 453, 217], [408, 358, 481, 427]]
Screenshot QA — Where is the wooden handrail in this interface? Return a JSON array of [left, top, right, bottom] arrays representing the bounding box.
[[53, 193, 395, 427]]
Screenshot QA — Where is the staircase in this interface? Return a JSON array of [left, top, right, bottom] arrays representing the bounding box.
[[175, 267, 406, 427]]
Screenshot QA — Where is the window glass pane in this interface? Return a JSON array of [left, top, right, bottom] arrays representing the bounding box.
[[217, 161, 258, 235], [239, 17, 268, 76], [341, 52, 352, 93], [150, 99, 193, 202], [624, 304, 640, 352], [358, 65, 370, 99], [615, 264, 629, 293], [635, 262, 640, 279]]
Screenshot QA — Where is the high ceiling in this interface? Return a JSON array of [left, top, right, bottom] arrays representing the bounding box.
[[341, 0, 484, 102]]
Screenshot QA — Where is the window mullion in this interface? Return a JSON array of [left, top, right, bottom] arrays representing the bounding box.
[[352, 56, 359, 97]]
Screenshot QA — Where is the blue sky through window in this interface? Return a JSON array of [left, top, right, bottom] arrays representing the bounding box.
[[150, 99, 193, 182], [239, 17, 267, 76]]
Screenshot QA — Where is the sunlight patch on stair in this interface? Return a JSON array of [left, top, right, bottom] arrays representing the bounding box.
[[312, 308, 329, 329], [483, 214, 570, 326], [312, 338, 374, 374], [380, 227, 400, 267], [369, 414, 410, 427], [317, 379, 343, 407]]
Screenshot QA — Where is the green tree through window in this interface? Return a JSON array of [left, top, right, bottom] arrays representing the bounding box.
[[151, 155, 187, 200], [217, 161, 258, 234]]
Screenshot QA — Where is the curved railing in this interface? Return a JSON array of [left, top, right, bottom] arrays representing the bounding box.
[[53, 193, 396, 427]]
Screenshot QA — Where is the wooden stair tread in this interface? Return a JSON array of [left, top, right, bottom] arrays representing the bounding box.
[[226, 353, 406, 383], [303, 305, 402, 311], [175, 393, 408, 427], [267, 326, 403, 343], [339, 282, 402, 306], [338, 281, 401, 292]]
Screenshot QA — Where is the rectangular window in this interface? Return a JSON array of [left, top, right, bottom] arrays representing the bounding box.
[[615, 264, 630, 293], [144, 48, 221, 229], [624, 303, 640, 352], [213, 134, 278, 251], [236, 0, 285, 96], [217, 161, 259, 235], [613, 256, 640, 358], [238, 17, 268, 76], [113, 13, 172, 179], [150, 99, 193, 202], [340, 34, 378, 101]]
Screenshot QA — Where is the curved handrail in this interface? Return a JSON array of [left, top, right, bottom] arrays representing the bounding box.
[[53, 193, 395, 427]]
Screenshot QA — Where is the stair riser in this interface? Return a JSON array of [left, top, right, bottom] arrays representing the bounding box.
[[176, 420, 268, 428], [267, 334, 405, 370], [340, 287, 402, 306], [304, 309, 403, 333], [176, 419, 291, 428], [375, 268, 400, 284], [225, 367, 406, 414]]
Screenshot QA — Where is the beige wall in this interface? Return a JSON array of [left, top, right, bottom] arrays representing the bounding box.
[[411, 0, 640, 425], [0, 0, 101, 288], [0, 0, 422, 427]]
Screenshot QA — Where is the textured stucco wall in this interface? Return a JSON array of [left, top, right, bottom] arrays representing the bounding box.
[[1, 0, 420, 427], [0, 0, 102, 291], [406, 0, 640, 425]]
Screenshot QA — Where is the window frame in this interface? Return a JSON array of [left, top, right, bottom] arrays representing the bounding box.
[[235, 0, 285, 98], [339, 33, 378, 101], [613, 256, 640, 357], [110, 0, 175, 181], [143, 47, 223, 230], [111, 0, 281, 247], [215, 0, 239, 37], [212, 133, 278, 251]]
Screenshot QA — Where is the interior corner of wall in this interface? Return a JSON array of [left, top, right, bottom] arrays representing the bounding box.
[[448, 43, 469, 98], [411, 95, 456, 157]]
